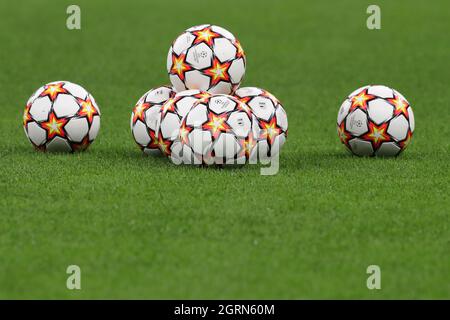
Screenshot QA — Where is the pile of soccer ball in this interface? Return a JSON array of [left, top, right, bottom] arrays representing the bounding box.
[[22, 24, 415, 159], [130, 24, 288, 165]]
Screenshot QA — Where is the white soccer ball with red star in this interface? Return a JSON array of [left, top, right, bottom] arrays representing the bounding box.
[[130, 85, 176, 155], [337, 85, 415, 156], [158, 89, 211, 159], [167, 24, 246, 95], [23, 81, 101, 152], [178, 94, 256, 165], [234, 87, 288, 162]]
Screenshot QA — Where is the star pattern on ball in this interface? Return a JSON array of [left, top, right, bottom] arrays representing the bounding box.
[[234, 39, 245, 59], [179, 122, 193, 145], [193, 92, 211, 103], [132, 102, 151, 124], [239, 132, 257, 158], [40, 112, 68, 139], [349, 89, 376, 112], [362, 122, 391, 149], [161, 98, 176, 116], [170, 53, 192, 81], [204, 59, 231, 86], [388, 94, 410, 118], [259, 117, 282, 145], [77, 96, 99, 124], [147, 130, 160, 150], [237, 100, 253, 117], [192, 27, 221, 47], [238, 96, 251, 106], [337, 121, 352, 147], [400, 130, 413, 149], [23, 103, 32, 126], [157, 135, 173, 156], [39, 82, 68, 101], [202, 112, 231, 139]]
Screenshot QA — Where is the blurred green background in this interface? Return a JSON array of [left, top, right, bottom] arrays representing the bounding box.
[[0, 0, 449, 299]]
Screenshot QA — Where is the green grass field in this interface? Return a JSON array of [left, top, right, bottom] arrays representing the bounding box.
[[0, 0, 449, 299]]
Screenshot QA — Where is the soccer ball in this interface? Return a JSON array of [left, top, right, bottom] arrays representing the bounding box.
[[158, 89, 211, 159], [337, 85, 414, 156], [23, 80, 101, 152], [130, 85, 176, 155], [178, 94, 255, 165], [234, 87, 288, 161], [167, 24, 246, 95]]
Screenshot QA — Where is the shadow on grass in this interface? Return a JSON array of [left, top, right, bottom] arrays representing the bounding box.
[[4, 142, 427, 174], [2, 144, 251, 172], [92, 148, 257, 172], [282, 148, 426, 172]]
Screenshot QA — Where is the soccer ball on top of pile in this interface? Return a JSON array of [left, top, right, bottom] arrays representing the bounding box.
[[23, 80, 101, 152], [167, 24, 246, 95], [337, 85, 414, 156]]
